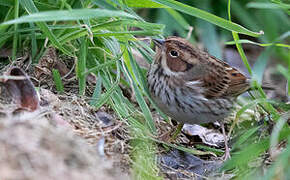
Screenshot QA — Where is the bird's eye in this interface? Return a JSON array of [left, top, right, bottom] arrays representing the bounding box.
[[169, 50, 179, 57]]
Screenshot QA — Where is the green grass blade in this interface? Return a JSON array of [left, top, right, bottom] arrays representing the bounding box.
[[59, 20, 163, 44], [124, 48, 156, 134], [92, 30, 162, 37], [92, 0, 117, 10], [252, 48, 273, 83], [231, 127, 259, 151], [225, 39, 290, 49], [125, 0, 166, 8], [12, 0, 19, 61], [131, 138, 162, 180], [223, 126, 289, 170], [77, 37, 87, 95], [99, 69, 129, 117], [131, 78, 156, 134], [1, 9, 137, 25], [227, 0, 252, 75], [150, 138, 216, 156], [93, 62, 120, 110], [94, 79, 119, 109], [236, 99, 275, 118], [19, 0, 72, 55], [29, 22, 37, 62], [150, 0, 263, 37], [232, 33, 252, 74], [0, 0, 13, 6], [0, 7, 13, 34], [165, 8, 191, 30], [247, 2, 290, 10], [90, 75, 102, 106], [0, 8, 14, 48], [269, 112, 290, 158], [251, 81, 280, 119], [84, 59, 119, 76], [52, 69, 64, 93]]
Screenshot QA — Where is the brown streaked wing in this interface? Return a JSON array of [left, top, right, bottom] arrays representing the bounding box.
[[202, 55, 250, 98], [224, 67, 250, 96]]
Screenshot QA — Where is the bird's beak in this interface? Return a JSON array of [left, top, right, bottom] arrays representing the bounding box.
[[152, 38, 165, 47]]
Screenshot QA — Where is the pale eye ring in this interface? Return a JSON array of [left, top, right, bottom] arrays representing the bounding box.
[[169, 50, 179, 57]]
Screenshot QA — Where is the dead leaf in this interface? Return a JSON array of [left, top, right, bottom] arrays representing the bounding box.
[[3, 67, 39, 111]]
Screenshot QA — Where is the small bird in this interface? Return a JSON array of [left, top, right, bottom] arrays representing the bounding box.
[[147, 36, 255, 159]]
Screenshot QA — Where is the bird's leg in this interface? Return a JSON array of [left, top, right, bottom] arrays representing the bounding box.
[[169, 123, 184, 142], [221, 122, 230, 160]]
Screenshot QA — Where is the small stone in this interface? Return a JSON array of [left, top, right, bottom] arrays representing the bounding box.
[[96, 111, 114, 127]]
